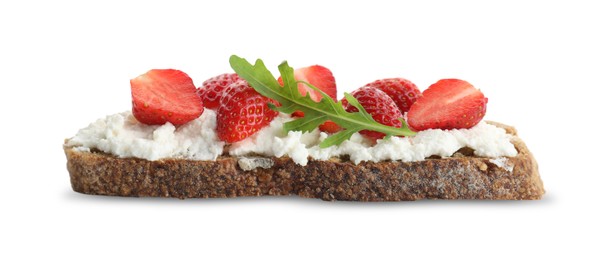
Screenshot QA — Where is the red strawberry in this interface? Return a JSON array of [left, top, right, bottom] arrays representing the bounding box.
[[292, 111, 306, 117], [216, 81, 279, 142], [407, 79, 487, 131], [196, 73, 243, 109], [341, 86, 403, 141], [318, 120, 342, 134], [278, 65, 337, 118], [365, 78, 421, 114], [278, 65, 337, 101], [131, 69, 203, 125]]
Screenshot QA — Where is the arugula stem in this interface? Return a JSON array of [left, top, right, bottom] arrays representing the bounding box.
[[230, 55, 418, 147]]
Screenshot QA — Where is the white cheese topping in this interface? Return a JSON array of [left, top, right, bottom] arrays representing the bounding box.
[[67, 109, 518, 165], [66, 109, 224, 161]]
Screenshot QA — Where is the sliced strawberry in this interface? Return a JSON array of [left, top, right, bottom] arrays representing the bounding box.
[[365, 78, 422, 114], [131, 69, 203, 125], [196, 73, 243, 109], [407, 79, 487, 131], [278, 64, 337, 101], [318, 120, 342, 134], [278, 65, 336, 118], [341, 86, 403, 141], [216, 81, 279, 142]]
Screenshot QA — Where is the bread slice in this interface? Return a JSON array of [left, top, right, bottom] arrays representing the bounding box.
[[64, 122, 544, 201]]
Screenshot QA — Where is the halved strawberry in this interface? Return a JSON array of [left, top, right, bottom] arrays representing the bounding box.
[[131, 69, 203, 125], [341, 86, 403, 141], [407, 79, 487, 131], [278, 65, 337, 101], [196, 73, 243, 109], [278, 65, 337, 118], [365, 78, 421, 114], [216, 81, 279, 143]]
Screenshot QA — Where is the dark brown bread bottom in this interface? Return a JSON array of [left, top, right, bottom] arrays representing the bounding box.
[[64, 123, 544, 201]]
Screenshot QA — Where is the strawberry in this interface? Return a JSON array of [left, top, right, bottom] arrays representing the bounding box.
[[279, 65, 340, 127], [407, 79, 487, 131], [365, 78, 421, 114], [291, 111, 306, 117], [196, 73, 243, 109], [278, 65, 337, 118], [318, 120, 342, 134], [278, 65, 337, 101], [216, 81, 279, 142], [341, 86, 403, 140], [131, 69, 203, 125]]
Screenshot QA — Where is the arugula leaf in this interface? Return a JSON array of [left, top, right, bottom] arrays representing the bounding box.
[[229, 55, 417, 148]]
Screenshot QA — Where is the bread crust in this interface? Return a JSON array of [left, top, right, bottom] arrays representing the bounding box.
[[64, 122, 544, 201]]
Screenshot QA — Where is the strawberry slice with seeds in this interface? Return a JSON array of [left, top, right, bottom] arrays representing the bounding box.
[[342, 86, 403, 141], [131, 69, 203, 125], [216, 81, 279, 143], [196, 73, 243, 109], [365, 78, 422, 114], [407, 79, 487, 131]]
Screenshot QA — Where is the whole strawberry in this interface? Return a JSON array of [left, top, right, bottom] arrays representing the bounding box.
[[408, 79, 487, 131], [197, 73, 243, 109], [216, 81, 279, 142], [131, 69, 203, 125], [342, 86, 403, 141], [365, 78, 421, 114]]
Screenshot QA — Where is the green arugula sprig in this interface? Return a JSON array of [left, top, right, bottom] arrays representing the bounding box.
[[229, 55, 417, 148]]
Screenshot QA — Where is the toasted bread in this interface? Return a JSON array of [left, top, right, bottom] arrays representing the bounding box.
[[64, 122, 543, 201]]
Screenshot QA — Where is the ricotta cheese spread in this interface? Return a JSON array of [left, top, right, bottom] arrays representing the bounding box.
[[67, 109, 518, 165], [67, 109, 224, 161]]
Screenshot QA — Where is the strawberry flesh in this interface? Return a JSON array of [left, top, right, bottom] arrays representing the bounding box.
[[278, 65, 337, 118], [318, 120, 342, 134], [278, 65, 337, 101], [407, 79, 487, 131], [131, 69, 203, 125]]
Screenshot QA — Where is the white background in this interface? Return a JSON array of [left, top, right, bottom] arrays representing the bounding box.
[[1, 0, 610, 259]]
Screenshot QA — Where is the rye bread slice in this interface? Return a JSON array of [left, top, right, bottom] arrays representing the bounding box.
[[64, 122, 544, 201]]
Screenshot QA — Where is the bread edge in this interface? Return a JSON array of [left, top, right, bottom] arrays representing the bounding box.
[[64, 122, 544, 201]]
